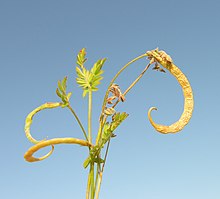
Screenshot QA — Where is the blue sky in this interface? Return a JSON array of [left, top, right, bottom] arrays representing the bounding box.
[[1, 0, 220, 198]]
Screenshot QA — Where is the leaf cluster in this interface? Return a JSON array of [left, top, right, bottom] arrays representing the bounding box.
[[76, 48, 106, 97], [56, 76, 72, 107], [100, 112, 129, 147]]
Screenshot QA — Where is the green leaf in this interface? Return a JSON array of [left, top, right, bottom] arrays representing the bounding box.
[[58, 80, 65, 95], [100, 122, 112, 147], [77, 48, 87, 68], [83, 156, 91, 169], [110, 112, 129, 132], [56, 77, 71, 105], [66, 92, 72, 101], [56, 88, 62, 98], [94, 157, 104, 164], [61, 76, 67, 93], [83, 89, 89, 97], [76, 51, 106, 96], [104, 107, 116, 116], [89, 58, 106, 91]]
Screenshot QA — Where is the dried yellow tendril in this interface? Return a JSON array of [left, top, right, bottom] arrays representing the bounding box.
[[146, 49, 194, 134]]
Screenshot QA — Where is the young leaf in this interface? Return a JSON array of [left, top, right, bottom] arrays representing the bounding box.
[[110, 112, 129, 132], [56, 77, 71, 104], [58, 80, 65, 95], [77, 48, 87, 68], [61, 76, 68, 93], [83, 156, 91, 169], [100, 122, 112, 147], [56, 88, 62, 98], [90, 58, 106, 91]]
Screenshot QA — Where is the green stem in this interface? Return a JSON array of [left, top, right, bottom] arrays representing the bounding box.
[[101, 139, 111, 172], [94, 57, 151, 198], [90, 163, 95, 199], [100, 53, 148, 115], [67, 104, 89, 142], [94, 161, 101, 196], [88, 91, 92, 143], [94, 139, 111, 199], [112, 63, 151, 109], [95, 171, 103, 199], [86, 170, 91, 199], [96, 53, 148, 145]]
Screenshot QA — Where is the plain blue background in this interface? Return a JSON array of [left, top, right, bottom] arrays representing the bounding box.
[[1, 0, 220, 198]]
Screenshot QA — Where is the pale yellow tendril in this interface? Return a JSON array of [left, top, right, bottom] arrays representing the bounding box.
[[24, 102, 91, 162], [24, 102, 62, 144], [24, 137, 92, 162], [146, 48, 194, 134]]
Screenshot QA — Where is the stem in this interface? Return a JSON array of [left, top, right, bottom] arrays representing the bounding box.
[[88, 91, 92, 143], [124, 63, 151, 96], [67, 104, 89, 142], [96, 53, 148, 145], [86, 170, 91, 199], [95, 172, 103, 199], [94, 160, 101, 194], [101, 139, 111, 172], [94, 53, 150, 198], [90, 163, 95, 199], [94, 59, 151, 198], [101, 53, 148, 115], [95, 139, 111, 199], [95, 115, 107, 145], [112, 63, 151, 109]]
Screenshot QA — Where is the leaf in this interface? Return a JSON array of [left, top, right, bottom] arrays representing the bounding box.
[[104, 107, 116, 116], [91, 58, 106, 75], [76, 51, 106, 96], [58, 80, 65, 95], [99, 112, 128, 148], [77, 48, 87, 68], [83, 156, 91, 168], [56, 77, 71, 104], [83, 89, 89, 98], [61, 76, 68, 93], [100, 122, 112, 147], [89, 58, 106, 91], [94, 157, 104, 164], [56, 88, 62, 98], [110, 112, 129, 132], [66, 92, 72, 101]]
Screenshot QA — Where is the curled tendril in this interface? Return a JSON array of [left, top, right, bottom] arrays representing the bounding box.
[[24, 102, 62, 144], [24, 138, 92, 162], [24, 102, 91, 162], [146, 48, 194, 134]]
